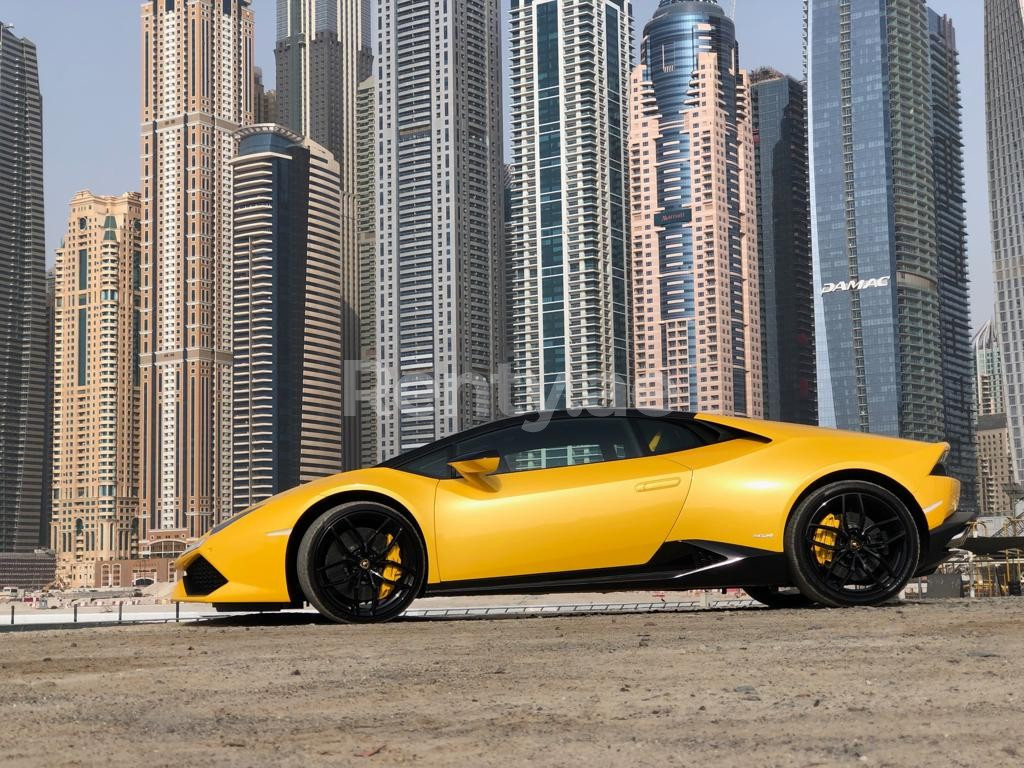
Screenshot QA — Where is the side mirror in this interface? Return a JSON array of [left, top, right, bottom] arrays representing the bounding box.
[[449, 450, 500, 479]]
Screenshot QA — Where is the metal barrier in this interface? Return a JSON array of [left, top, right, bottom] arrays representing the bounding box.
[[0, 597, 759, 631]]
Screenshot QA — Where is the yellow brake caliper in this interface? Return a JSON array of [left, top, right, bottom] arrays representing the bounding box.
[[378, 535, 402, 600], [813, 514, 841, 566]]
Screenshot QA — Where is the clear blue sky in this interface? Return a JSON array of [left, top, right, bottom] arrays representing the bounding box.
[[0, 0, 990, 330]]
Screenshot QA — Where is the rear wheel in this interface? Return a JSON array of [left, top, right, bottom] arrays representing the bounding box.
[[744, 586, 816, 609], [785, 480, 920, 608], [297, 501, 426, 624]]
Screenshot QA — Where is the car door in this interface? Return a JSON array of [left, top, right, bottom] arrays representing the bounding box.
[[433, 416, 693, 583]]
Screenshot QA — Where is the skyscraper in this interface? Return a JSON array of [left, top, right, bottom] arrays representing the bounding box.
[[751, 68, 815, 425], [376, 0, 504, 457], [275, 0, 372, 469], [0, 23, 47, 555], [52, 192, 142, 587], [972, 320, 1013, 519], [42, 269, 54, 548], [806, 0, 975, 509], [139, 0, 254, 550], [509, 0, 633, 412], [929, 10, 975, 506], [628, 0, 761, 416], [977, 414, 1013, 519], [986, 0, 1024, 483], [254, 66, 277, 124], [274, 0, 371, 161], [356, 76, 377, 468], [973, 320, 1004, 418], [231, 126, 343, 512]]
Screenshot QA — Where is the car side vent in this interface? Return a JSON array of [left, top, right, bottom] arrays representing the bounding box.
[[183, 556, 228, 596], [651, 541, 729, 572], [689, 546, 728, 571]]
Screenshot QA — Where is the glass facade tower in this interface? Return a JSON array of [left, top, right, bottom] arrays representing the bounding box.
[[807, 0, 975, 511], [509, 0, 634, 412], [0, 24, 48, 554], [751, 69, 816, 425]]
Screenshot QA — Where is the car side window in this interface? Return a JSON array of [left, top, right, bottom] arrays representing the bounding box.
[[455, 418, 642, 475], [399, 447, 454, 479], [631, 418, 713, 456]]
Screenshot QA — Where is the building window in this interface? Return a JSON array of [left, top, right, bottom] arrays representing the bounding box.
[[78, 309, 87, 386]]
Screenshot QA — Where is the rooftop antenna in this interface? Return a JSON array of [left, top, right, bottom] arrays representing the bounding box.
[[731, 0, 738, 20]]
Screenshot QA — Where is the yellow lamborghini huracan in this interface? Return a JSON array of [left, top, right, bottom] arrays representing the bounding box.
[[173, 410, 969, 622]]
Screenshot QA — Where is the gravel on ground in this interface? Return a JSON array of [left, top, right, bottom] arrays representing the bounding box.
[[2, 598, 1022, 767]]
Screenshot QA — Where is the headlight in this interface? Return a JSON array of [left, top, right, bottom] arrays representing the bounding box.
[[209, 500, 268, 535]]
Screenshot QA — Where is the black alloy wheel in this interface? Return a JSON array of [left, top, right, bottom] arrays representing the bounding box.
[[297, 501, 426, 624], [784, 480, 920, 608], [744, 585, 816, 609]]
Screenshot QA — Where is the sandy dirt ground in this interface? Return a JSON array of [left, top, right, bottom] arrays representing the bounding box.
[[2, 598, 1023, 767]]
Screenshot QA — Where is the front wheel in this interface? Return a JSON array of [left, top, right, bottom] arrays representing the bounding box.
[[785, 480, 920, 608], [744, 586, 816, 609], [297, 501, 426, 624]]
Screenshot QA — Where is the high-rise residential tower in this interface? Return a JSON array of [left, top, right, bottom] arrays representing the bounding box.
[[376, 0, 504, 457], [51, 192, 142, 587], [806, 0, 975, 510], [928, 11, 975, 503], [231, 126, 343, 513], [42, 269, 54, 547], [628, 0, 760, 417], [356, 76, 377, 468], [275, 0, 371, 161], [276, 0, 372, 469], [751, 68, 815, 425], [509, 0, 633, 412], [139, 0, 254, 550], [986, 0, 1024, 483], [254, 67, 277, 124], [972, 320, 1012, 518], [973, 320, 1004, 418], [0, 24, 48, 555]]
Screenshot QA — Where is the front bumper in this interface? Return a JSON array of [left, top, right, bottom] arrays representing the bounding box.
[[915, 503, 975, 577], [171, 527, 293, 605]]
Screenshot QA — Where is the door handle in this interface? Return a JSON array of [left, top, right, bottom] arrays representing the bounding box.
[[635, 477, 682, 493]]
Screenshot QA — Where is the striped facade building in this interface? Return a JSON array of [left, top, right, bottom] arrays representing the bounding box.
[[139, 0, 254, 552], [375, 0, 504, 457], [356, 76, 377, 468], [230, 125, 344, 513], [986, 0, 1024, 483]]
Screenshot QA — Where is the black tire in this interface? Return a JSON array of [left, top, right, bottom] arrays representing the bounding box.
[[784, 480, 920, 608], [744, 586, 816, 609], [297, 501, 426, 624]]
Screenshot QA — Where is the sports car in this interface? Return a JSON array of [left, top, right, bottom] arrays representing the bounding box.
[[173, 410, 970, 622]]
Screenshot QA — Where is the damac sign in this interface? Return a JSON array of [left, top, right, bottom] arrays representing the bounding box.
[[820, 275, 891, 295]]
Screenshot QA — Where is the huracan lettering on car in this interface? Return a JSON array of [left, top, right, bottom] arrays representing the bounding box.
[[820, 276, 892, 295]]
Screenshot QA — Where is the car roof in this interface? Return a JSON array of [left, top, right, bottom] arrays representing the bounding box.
[[378, 409, 697, 468]]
